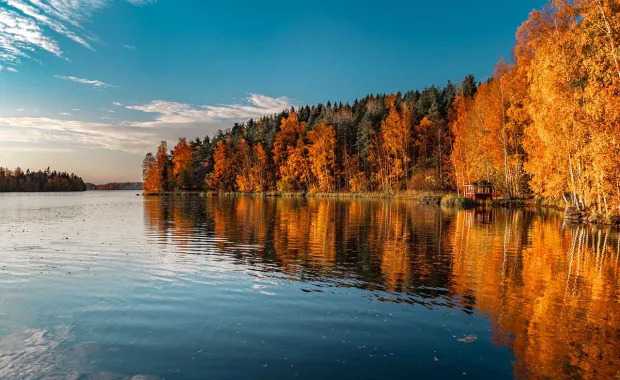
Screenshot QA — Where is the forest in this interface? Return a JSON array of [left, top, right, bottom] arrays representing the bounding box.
[[0, 167, 86, 192], [142, 0, 620, 221], [142, 80, 466, 194]]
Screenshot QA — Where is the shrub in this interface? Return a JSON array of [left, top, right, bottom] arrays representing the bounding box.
[[440, 194, 478, 208]]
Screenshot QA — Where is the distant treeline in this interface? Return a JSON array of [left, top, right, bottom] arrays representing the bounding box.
[[0, 167, 86, 192], [86, 182, 143, 191]]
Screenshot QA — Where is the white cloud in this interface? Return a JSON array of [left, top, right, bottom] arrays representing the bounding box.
[[55, 75, 116, 89], [0, 7, 62, 63], [0, 93, 292, 155], [0, 0, 156, 65], [123, 44, 135, 49], [127, 93, 293, 127], [107, 109, 114, 113], [71, 108, 80, 111], [5, 0, 93, 51], [58, 112, 71, 115], [6, 66, 18, 72], [112, 102, 122, 106], [0, 116, 157, 154]]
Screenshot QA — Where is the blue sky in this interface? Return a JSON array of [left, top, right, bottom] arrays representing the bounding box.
[[0, 0, 546, 183]]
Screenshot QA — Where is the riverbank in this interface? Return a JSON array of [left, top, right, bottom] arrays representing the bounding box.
[[145, 190, 448, 203], [143, 190, 619, 226], [145, 190, 521, 208]]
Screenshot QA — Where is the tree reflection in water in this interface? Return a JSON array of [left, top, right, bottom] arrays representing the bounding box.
[[145, 196, 620, 380]]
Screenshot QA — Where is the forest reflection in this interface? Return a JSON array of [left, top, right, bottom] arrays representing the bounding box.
[[144, 196, 620, 379]]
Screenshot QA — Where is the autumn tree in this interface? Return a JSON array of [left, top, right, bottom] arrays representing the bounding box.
[[273, 112, 304, 173], [142, 152, 158, 194], [372, 96, 411, 191], [142, 141, 172, 194], [273, 112, 310, 191], [278, 140, 309, 191], [307, 121, 337, 192], [172, 137, 194, 190], [234, 139, 269, 193], [445, 0, 619, 218], [207, 139, 235, 192], [449, 94, 472, 195], [249, 144, 269, 192]]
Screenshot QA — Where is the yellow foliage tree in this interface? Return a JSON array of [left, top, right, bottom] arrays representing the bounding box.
[[372, 100, 411, 191], [207, 139, 234, 191], [307, 121, 336, 192]]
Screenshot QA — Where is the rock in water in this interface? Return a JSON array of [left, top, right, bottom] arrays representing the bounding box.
[[457, 335, 478, 344]]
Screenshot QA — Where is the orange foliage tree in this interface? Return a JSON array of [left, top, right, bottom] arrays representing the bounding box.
[[207, 139, 235, 192], [306, 121, 337, 192], [371, 96, 411, 191], [448, 0, 620, 219], [142, 141, 172, 194], [172, 137, 194, 190], [142, 152, 158, 194], [235, 140, 269, 193], [273, 112, 310, 191]]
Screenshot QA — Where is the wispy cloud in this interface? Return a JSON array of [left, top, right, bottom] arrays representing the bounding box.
[[0, 65, 18, 72], [55, 75, 116, 89], [123, 45, 135, 49], [0, 7, 61, 63], [127, 93, 293, 127], [5, 0, 93, 51], [0, 93, 292, 155], [112, 102, 122, 106], [0, 117, 157, 153], [58, 112, 71, 115], [0, 146, 74, 153], [125, 0, 157, 5], [0, 0, 156, 65]]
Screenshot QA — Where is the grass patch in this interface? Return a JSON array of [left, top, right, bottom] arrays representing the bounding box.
[[143, 191, 203, 197], [440, 194, 478, 209]]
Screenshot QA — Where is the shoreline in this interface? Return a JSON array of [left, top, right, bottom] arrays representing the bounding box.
[[142, 191, 619, 227], [144, 190, 447, 201]]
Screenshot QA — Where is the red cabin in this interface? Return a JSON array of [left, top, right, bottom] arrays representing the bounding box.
[[464, 182, 495, 200]]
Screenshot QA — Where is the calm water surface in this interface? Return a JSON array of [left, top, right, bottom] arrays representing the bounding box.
[[0, 192, 619, 379]]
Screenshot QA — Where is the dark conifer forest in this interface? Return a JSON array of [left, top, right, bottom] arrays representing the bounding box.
[[0, 167, 86, 192]]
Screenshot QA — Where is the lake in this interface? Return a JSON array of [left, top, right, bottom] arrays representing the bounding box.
[[0, 192, 619, 379]]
